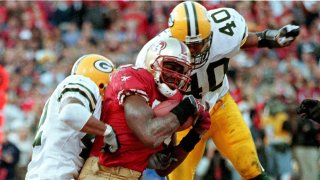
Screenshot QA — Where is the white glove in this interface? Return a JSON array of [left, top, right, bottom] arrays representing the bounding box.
[[102, 125, 119, 153], [276, 24, 300, 47]]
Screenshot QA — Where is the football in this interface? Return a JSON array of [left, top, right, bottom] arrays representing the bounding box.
[[153, 99, 194, 132]]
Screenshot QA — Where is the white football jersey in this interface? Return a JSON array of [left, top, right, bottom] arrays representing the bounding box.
[[136, 8, 247, 110], [26, 75, 102, 180]]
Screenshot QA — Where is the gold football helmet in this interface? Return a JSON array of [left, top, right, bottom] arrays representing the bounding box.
[[145, 37, 192, 97], [168, 1, 212, 69], [71, 54, 115, 96]]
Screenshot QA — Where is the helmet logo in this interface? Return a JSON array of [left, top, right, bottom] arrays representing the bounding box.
[[151, 41, 167, 54], [94, 60, 113, 73], [168, 13, 175, 27]]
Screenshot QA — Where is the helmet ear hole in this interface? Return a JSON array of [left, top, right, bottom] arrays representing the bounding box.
[[99, 83, 105, 89]]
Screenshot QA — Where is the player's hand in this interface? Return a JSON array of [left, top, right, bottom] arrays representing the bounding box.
[[297, 99, 320, 123], [193, 103, 211, 136], [276, 24, 300, 47], [181, 95, 203, 116], [148, 152, 177, 170], [102, 125, 119, 153]]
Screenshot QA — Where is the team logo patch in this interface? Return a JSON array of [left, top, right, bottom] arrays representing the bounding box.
[[94, 60, 113, 73], [150, 41, 167, 53]]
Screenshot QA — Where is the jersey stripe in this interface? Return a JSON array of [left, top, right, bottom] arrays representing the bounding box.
[[240, 25, 248, 47], [58, 83, 97, 112]]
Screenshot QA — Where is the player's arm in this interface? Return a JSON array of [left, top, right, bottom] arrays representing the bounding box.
[[59, 97, 106, 135], [241, 25, 300, 49], [149, 105, 211, 176], [59, 97, 119, 153], [124, 95, 197, 148]]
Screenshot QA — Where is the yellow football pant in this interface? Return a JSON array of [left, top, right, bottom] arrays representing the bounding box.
[[168, 93, 263, 180]]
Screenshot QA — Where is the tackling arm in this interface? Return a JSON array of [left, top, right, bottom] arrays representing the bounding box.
[[59, 97, 119, 153], [148, 103, 212, 176], [59, 97, 106, 135], [241, 25, 300, 49]]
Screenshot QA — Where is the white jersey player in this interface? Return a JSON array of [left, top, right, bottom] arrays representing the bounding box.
[[26, 54, 119, 179], [137, 7, 247, 108], [136, 1, 299, 180]]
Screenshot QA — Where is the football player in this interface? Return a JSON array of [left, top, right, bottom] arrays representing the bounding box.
[[26, 54, 119, 179], [297, 99, 320, 123], [136, 1, 300, 180], [78, 37, 211, 180]]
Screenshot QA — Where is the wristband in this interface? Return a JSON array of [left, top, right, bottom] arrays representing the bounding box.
[[104, 124, 113, 136], [170, 98, 196, 125], [179, 129, 201, 152], [256, 29, 279, 48]]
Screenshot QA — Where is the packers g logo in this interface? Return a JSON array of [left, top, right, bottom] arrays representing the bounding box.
[[94, 60, 113, 73]]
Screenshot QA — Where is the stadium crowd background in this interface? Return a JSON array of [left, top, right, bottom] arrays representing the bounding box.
[[0, 1, 319, 180]]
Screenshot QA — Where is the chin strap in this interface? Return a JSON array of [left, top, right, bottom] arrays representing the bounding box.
[[157, 82, 178, 97]]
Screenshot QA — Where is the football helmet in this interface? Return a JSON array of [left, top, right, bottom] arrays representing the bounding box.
[[71, 54, 115, 96], [145, 37, 192, 97], [168, 1, 212, 69]]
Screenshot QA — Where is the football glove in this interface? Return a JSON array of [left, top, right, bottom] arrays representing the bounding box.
[[102, 125, 119, 153], [193, 103, 211, 136], [257, 24, 300, 48]]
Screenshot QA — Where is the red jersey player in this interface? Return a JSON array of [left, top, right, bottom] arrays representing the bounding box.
[[79, 37, 211, 179]]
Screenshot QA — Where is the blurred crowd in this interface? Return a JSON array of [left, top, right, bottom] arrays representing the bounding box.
[[0, 1, 319, 180]]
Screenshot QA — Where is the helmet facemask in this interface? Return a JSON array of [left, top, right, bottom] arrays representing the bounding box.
[[185, 32, 212, 69], [152, 56, 192, 96]]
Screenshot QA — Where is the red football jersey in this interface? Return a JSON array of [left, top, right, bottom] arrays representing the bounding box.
[[92, 65, 167, 172]]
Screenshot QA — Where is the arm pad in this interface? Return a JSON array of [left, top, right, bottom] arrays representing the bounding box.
[[59, 103, 92, 131], [170, 96, 196, 125], [179, 129, 201, 152], [256, 29, 279, 48]]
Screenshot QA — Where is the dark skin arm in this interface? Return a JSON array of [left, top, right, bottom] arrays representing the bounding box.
[[155, 145, 189, 177], [60, 97, 106, 136], [240, 32, 260, 48], [124, 95, 181, 148]]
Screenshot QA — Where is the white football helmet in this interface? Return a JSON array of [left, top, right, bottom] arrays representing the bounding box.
[[144, 37, 192, 97]]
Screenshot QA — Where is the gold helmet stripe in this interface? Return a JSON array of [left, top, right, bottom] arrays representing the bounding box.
[[184, 1, 199, 37]]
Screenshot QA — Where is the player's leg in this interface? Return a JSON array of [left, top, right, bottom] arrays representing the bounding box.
[[209, 93, 266, 179], [168, 128, 207, 180]]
